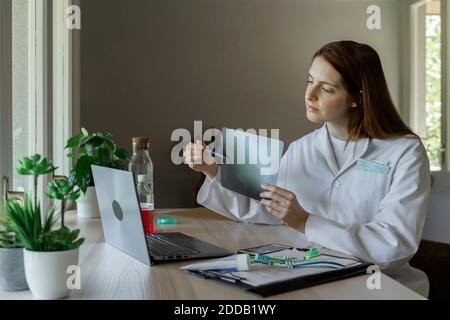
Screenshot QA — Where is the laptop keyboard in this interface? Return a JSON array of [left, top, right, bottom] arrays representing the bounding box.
[[145, 234, 200, 257]]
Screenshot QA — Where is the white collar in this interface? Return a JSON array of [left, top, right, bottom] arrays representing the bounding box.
[[313, 123, 370, 176]]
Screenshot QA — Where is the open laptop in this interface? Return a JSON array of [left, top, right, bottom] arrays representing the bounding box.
[[91, 165, 231, 265]]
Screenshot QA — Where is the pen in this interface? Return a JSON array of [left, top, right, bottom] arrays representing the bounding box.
[[203, 270, 244, 283], [191, 140, 228, 160], [187, 270, 209, 279], [186, 270, 239, 282], [204, 147, 228, 160]]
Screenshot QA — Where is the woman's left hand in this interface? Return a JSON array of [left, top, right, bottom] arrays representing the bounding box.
[[260, 184, 309, 233]]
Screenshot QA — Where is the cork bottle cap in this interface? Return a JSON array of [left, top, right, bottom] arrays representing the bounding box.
[[132, 137, 149, 149]]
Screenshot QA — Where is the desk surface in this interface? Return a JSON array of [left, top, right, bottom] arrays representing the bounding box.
[[0, 208, 424, 300]]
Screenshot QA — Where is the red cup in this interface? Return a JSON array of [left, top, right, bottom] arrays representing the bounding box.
[[140, 205, 155, 234]]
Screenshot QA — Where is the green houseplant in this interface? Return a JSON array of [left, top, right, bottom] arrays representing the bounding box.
[[46, 177, 81, 228], [5, 154, 85, 299], [66, 128, 130, 218], [0, 154, 54, 292], [0, 208, 18, 249], [16, 154, 56, 209]]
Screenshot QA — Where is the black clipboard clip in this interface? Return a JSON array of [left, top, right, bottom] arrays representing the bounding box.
[[187, 270, 247, 284], [237, 243, 293, 255], [237, 243, 315, 255]]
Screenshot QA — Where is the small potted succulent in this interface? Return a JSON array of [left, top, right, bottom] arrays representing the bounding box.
[[0, 202, 28, 292], [5, 154, 85, 299], [46, 176, 81, 227], [66, 128, 130, 218]]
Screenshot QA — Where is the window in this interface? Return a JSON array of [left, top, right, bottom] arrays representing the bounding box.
[[425, 1, 442, 170], [0, 0, 12, 199], [1, 0, 78, 200], [410, 0, 448, 173], [12, 0, 30, 192], [11, 0, 50, 200]]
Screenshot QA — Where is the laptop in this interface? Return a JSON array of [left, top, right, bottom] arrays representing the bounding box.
[[91, 165, 231, 265]]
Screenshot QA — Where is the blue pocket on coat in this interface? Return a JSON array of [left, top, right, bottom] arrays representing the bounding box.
[[357, 159, 390, 174]]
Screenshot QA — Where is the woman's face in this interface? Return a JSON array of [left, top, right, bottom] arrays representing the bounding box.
[[305, 56, 354, 125]]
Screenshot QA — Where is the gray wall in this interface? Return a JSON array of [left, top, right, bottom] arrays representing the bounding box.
[[81, 0, 402, 208]]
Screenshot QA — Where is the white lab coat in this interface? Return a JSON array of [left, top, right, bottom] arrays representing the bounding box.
[[197, 124, 431, 297]]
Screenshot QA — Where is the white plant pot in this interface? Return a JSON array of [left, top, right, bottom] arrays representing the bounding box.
[[76, 186, 101, 219], [24, 248, 79, 300]]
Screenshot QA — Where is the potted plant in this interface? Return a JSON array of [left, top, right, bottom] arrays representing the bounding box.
[[0, 202, 28, 292], [66, 128, 130, 218], [5, 154, 85, 299], [46, 176, 81, 227]]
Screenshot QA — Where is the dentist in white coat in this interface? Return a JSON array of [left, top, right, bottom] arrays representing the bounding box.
[[184, 41, 431, 297]]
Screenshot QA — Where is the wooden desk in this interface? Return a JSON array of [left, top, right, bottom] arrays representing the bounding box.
[[0, 208, 424, 300]]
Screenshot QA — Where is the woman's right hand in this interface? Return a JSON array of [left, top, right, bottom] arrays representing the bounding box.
[[184, 140, 219, 181]]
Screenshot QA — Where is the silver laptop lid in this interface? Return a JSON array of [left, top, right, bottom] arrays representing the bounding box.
[[91, 165, 151, 265]]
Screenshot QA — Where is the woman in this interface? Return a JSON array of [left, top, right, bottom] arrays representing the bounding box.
[[184, 41, 431, 297]]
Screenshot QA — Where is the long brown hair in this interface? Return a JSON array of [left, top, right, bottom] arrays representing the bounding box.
[[314, 41, 418, 140]]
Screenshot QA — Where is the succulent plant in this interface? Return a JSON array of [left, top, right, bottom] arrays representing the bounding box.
[[5, 154, 84, 252], [45, 177, 81, 228], [16, 154, 57, 207]]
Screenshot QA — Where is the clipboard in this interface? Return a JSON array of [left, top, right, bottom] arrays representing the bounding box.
[[185, 244, 373, 297]]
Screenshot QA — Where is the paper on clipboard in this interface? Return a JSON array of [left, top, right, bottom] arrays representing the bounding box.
[[230, 249, 362, 287]]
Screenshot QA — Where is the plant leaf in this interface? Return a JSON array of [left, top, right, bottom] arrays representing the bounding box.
[[65, 133, 83, 149], [114, 148, 130, 160], [16, 168, 30, 175], [31, 154, 41, 163]]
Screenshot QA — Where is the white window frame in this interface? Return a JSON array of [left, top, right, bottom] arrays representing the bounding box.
[[53, 0, 72, 176], [28, 0, 51, 206], [53, 0, 81, 177], [72, 0, 81, 147], [433, 0, 450, 187], [28, 0, 48, 158], [0, 0, 13, 199], [442, 0, 449, 171], [410, 0, 427, 139]]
